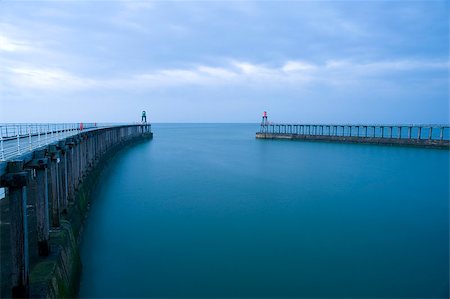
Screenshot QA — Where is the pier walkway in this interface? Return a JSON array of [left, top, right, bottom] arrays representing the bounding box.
[[0, 123, 142, 162], [256, 121, 450, 149], [0, 122, 152, 298]]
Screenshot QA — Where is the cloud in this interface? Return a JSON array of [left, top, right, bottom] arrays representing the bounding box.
[[107, 0, 155, 33], [282, 61, 318, 72], [0, 35, 33, 52], [6, 67, 94, 90], [197, 66, 236, 79], [1, 58, 447, 93], [119, 0, 155, 11], [325, 59, 449, 71]]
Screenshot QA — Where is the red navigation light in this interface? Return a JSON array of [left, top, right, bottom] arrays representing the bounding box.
[[263, 111, 267, 117], [80, 122, 84, 131]]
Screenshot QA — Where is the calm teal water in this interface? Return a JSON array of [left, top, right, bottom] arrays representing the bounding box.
[[79, 124, 449, 298]]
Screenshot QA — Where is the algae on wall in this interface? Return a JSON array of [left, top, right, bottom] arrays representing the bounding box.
[[27, 134, 152, 298], [30, 221, 81, 298]]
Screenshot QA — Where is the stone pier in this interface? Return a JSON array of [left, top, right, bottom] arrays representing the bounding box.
[[0, 124, 153, 298], [257, 123, 450, 149]]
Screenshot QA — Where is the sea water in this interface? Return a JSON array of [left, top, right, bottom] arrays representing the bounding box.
[[79, 123, 449, 298]]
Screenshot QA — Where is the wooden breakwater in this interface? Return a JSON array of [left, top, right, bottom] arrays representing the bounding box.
[[0, 124, 152, 298], [256, 123, 450, 149]]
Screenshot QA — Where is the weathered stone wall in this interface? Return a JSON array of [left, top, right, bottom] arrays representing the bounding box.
[[1, 126, 152, 298], [30, 133, 152, 298], [256, 133, 450, 149]]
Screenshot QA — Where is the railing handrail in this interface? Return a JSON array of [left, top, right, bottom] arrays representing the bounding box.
[[261, 123, 450, 128], [259, 122, 450, 141], [0, 123, 151, 162]]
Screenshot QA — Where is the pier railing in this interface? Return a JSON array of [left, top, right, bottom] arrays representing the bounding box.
[[0, 123, 152, 297], [0, 123, 151, 162], [257, 123, 450, 148], [259, 123, 450, 141]]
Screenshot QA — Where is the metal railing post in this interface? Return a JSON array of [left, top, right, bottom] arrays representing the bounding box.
[[0, 131, 4, 161], [28, 125, 32, 151], [17, 125, 20, 155]]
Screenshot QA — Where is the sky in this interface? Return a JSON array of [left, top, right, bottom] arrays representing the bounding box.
[[0, 0, 448, 123]]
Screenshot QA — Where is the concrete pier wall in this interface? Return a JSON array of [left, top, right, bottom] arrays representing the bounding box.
[[0, 124, 153, 298], [256, 132, 450, 149]]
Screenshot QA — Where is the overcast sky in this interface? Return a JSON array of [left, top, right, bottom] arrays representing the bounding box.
[[0, 0, 448, 123]]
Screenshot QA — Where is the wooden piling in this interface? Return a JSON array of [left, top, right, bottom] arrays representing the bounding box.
[[57, 141, 68, 213], [76, 136, 82, 189], [25, 150, 50, 256], [65, 138, 75, 201], [72, 138, 79, 192], [0, 161, 30, 298], [47, 145, 60, 228]]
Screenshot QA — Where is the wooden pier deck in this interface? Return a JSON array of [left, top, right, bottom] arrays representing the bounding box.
[[256, 123, 450, 149]]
